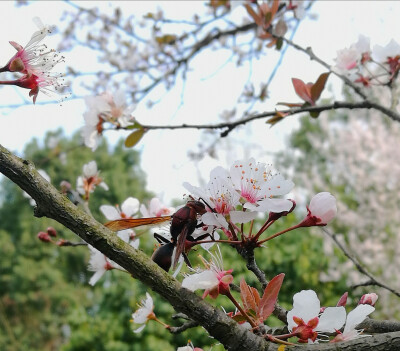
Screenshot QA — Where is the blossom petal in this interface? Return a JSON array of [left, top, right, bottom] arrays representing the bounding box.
[[245, 198, 293, 213], [133, 324, 146, 333], [317, 306, 346, 332], [121, 197, 140, 217], [202, 212, 228, 229], [100, 205, 120, 220], [230, 210, 258, 224], [182, 270, 218, 291], [344, 304, 375, 334]]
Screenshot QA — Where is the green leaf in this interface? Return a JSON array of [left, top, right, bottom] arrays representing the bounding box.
[[125, 128, 145, 148]]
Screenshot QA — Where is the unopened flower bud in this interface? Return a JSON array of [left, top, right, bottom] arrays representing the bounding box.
[[47, 226, 57, 237], [37, 231, 52, 243], [299, 192, 337, 227], [358, 293, 378, 306], [336, 292, 348, 307]]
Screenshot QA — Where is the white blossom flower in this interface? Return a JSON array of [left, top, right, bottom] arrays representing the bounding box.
[[331, 304, 375, 343], [184, 166, 254, 228], [132, 293, 155, 333], [76, 161, 108, 198], [82, 90, 135, 150], [140, 197, 175, 217], [182, 249, 233, 299], [100, 197, 140, 244], [87, 246, 115, 286], [287, 290, 346, 343]]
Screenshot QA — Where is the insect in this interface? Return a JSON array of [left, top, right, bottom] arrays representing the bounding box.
[[104, 200, 212, 271]]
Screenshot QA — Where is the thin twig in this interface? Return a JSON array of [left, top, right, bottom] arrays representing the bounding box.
[[322, 228, 400, 298]]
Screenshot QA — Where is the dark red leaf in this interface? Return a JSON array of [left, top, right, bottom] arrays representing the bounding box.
[[310, 72, 330, 103], [292, 78, 313, 105], [258, 273, 285, 321]]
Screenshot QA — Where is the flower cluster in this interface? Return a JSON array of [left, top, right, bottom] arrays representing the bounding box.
[[287, 290, 376, 343], [333, 35, 400, 86], [0, 17, 67, 103], [183, 158, 294, 230]]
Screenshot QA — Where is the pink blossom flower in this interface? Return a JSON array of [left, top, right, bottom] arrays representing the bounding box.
[[0, 17, 66, 103], [287, 290, 346, 343]]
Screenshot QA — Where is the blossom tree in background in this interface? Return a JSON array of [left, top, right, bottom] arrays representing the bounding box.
[[1, 1, 400, 350]]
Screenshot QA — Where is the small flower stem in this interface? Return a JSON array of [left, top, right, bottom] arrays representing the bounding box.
[[270, 332, 298, 340], [258, 223, 302, 245], [191, 239, 242, 246], [252, 219, 275, 241], [265, 334, 296, 345], [150, 315, 170, 329], [248, 220, 254, 237], [224, 290, 258, 329]]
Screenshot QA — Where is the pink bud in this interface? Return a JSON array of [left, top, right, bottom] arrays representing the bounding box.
[[299, 192, 337, 227], [47, 227, 57, 237], [37, 231, 52, 243], [336, 292, 348, 307], [309, 192, 337, 224], [358, 293, 378, 306]]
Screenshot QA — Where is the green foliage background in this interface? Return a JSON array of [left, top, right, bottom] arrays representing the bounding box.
[[0, 130, 350, 351]]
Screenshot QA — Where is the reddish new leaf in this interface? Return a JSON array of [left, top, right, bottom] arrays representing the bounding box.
[[240, 278, 260, 313], [291, 78, 313, 105], [310, 72, 330, 103], [257, 273, 285, 322], [244, 3, 262, 26]]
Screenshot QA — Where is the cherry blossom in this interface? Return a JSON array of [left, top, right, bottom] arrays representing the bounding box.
[[182, 249, 233, 299], [139, 197, 175, 218], [331, 304, 375, 343], [82, 90, 135, 150], [372, 39, 400, 63], [287, 290, 346, 343], [333, 35, 371, 75], [131, 293, 155, 333], [0, 17, 66, 103], [100, 197, 140, 243], [87, 246, 116, 286], [76, 161, 108, 199], [230, 158, 294, 212]]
